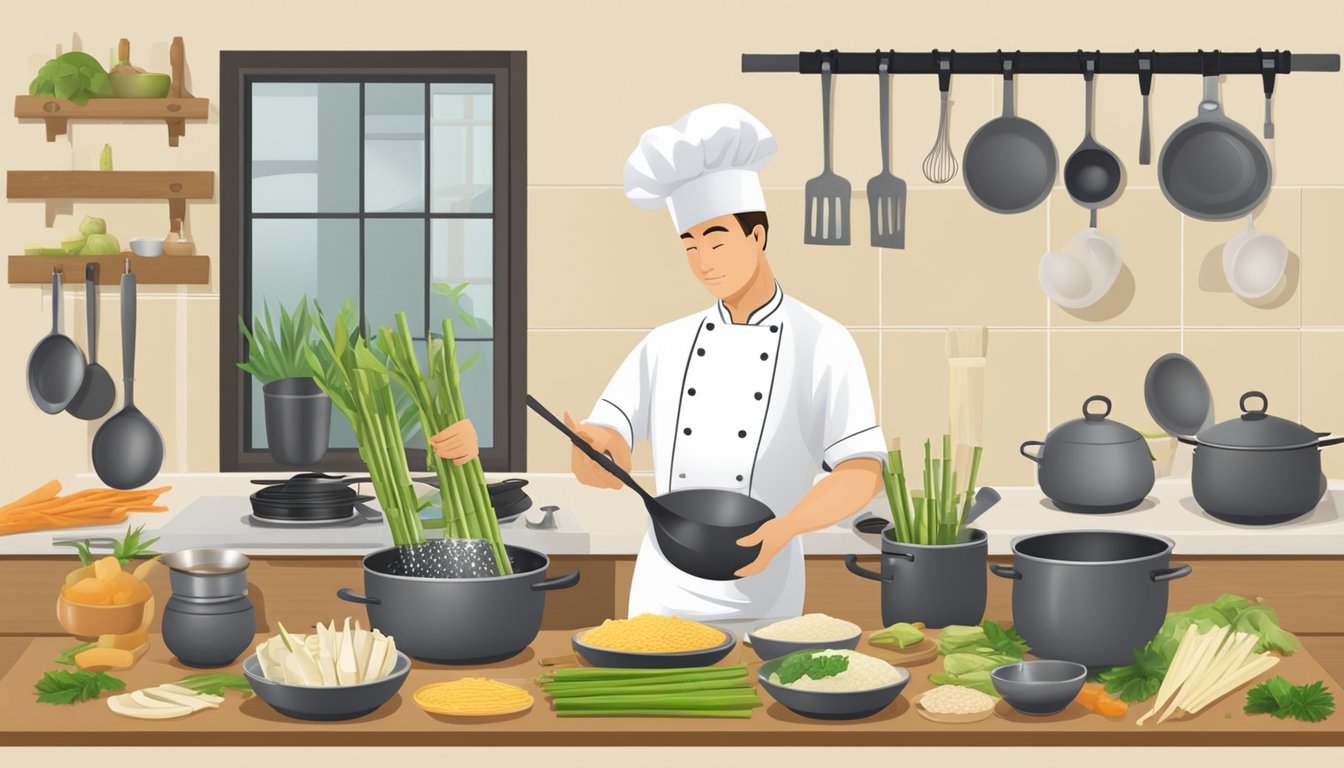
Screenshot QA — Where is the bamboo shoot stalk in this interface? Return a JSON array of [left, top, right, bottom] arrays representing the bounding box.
[[1136, 624, 1202, 726], [960, 446, 984, 528], [540, 665, 747, 683], [882, 461, 907, 543], [892, 440, 913, 543], [556, 709, 755, 719], [1180, 653, 1280, 715], [1155, 626, 1230, 724], [941, 434, 954, 525], [1171, 632, 1258, 717]]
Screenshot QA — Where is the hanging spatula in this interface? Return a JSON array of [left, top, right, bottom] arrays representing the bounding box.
[[805, 59, 851, 245], [867, 57, 907, 248]]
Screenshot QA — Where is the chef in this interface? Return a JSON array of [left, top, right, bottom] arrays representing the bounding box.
[[565, 103, 886, 623]]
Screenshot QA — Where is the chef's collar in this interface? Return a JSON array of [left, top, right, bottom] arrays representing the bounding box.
[[716, 281, 783, 326]]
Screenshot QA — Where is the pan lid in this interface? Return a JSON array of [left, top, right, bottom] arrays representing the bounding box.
[[1047, 395, 1144, 445], [1200, 391, 1321, 450], [1144, 353, 1215, 437]]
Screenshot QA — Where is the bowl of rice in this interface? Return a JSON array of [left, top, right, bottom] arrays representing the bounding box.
[[747, 613, 862, 661], [757, 649, 910, 720], [573, 613, 737, 668]]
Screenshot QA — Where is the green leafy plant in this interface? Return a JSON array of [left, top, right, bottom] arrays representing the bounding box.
[[774, 651, 850, 685], [1245, 677, 1335, 723], [929, 621, 1029, 696], [29, 51, 114, 105], [34, 669, 125, 704], [53, 524, 159, 566], [238, 297, 317, 384], [431, 281, 492, 334]]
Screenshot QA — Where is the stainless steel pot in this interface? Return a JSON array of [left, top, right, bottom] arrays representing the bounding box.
[[161, 548, 250, 599], [337, 544, 579, 664], [1020, 395, 1155, 513], [990, 530, 1192, 667]]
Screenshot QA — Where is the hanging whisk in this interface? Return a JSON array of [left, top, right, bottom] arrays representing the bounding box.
[[922, 52, 959, 184]]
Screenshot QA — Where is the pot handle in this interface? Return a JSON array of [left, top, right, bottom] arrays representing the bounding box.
[[1149, 564, 1193, 583], [1176, 435, 1199, 446], [531, 570, 581, 592], [989, 563, 1021, 580], [1240, 391, 1269, 416], [336, 587, 381, 606], [1019, 441, 1044, 464], [844, 554, 893, 582], [1083, 395, 1113, 420], [1318, 436, 1344, 449]]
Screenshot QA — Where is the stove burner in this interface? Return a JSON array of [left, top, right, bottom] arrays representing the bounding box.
[[249, 473, 372, 521]]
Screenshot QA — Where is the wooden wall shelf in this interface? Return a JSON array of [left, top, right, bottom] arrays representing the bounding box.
[[7, 169, 215, 225], [14, 95, 210, 144], [7, 254, 209, 285]]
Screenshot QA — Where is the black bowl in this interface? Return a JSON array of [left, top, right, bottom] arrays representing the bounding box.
[[242, 651, 410, 721], [757, 654, 910, 720], [572, 625, 736, 668], [991, 660, 1087, 716]]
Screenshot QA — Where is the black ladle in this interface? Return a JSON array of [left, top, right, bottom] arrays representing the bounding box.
[[91, 263, 164, 489], [526, 394, 774, 581], [67, 263, 116, 420], [27, 268, 87, 414]]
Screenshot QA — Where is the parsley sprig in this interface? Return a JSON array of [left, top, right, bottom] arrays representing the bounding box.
[[1244, 676, 1335, 723], [33, 669, 126, 705]]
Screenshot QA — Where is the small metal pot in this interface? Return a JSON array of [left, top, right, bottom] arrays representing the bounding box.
[[1020, 395, 1155, 513], [338, 544, 580, 664], [990, 530, 1192, 667], [845, 528, 987, 628], [161, 548, 250, 599]]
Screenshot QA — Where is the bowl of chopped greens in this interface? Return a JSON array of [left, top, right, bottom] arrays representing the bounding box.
[[757, 649, 910, 720]]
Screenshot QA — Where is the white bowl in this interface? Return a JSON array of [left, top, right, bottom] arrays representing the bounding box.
[[1222, 217, 1287, 300], [129, 237, 163, 257]]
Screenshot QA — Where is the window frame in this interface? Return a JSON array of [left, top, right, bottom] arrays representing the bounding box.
[[219, 50, 527, 473]]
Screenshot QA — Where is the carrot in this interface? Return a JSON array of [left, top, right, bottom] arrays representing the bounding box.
[[1075, 682, 1128, 717], [0, 485, 171, 536], [1076, 683, 1103, 709], [1097, 696, 1129, 718], [0, 480, 62, 512]]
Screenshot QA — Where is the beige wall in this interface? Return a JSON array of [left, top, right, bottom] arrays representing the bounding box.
[[3, 0, 1344, 488]]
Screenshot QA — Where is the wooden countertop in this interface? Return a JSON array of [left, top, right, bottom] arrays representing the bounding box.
[[2, 631, 1342, 746]]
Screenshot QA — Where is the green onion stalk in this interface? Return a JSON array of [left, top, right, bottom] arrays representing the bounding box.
[[377, 313, 511, 575], [879, 434, 984, 546]]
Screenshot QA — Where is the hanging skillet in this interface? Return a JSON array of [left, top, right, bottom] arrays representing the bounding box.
[[963, 54, 1057, 215], [1158, 53, 1272, 221]]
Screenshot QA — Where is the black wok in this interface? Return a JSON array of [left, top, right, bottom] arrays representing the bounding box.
[[526, 395, 773, 581]]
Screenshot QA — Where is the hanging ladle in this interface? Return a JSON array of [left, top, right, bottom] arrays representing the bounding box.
[[526, 394, 774, 581]]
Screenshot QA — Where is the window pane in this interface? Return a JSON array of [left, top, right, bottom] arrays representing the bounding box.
[[364, 219, 426, 336], [364, 83, 425, 213], [251, 83, 359, 213], [430, 83, 492, 213], [430, 219, 493, 339], [457, 341, 494, 448]]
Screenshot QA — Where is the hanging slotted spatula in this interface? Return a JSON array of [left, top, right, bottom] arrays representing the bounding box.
[[867, 57, 907, 248], [805, 59, 850, 245]]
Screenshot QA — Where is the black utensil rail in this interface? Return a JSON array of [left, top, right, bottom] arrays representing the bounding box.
[[742, 49, 1339, 77]]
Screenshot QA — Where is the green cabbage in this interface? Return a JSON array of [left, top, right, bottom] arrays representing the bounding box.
[[83, 234, 120, 256], [29, 52, 114, 105]]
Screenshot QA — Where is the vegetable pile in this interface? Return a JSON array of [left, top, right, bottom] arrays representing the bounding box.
[[869, 621, 927, 650], [1244, 676, 1335, 723], [880, 436, 983, 545], [29, 51, 114, 104], [254, 619, 399, 686], [538, 665, 761, 718], [1098, 594, 1299, 703], [107, 683, 225, 720], [774, 650, 849, 684], [928, 621, 1029, 696], [1135, 624, 1282, 725], [0, 481, 170, 536]]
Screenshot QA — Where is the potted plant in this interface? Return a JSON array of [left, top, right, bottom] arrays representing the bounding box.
[[237, 297, 331, 466]]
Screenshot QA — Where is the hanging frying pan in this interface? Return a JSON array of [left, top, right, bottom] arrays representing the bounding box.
[[963, 59, 1057, 214], [1158, 74, 1272, 220]]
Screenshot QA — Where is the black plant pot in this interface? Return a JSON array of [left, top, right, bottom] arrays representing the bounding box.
[[262, 377, 332, 466]]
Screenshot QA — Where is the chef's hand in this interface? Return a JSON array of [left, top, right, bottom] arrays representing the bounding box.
[[563, 412, 631, 490], [430, 419, 479, 465], [734, 518, 795, 578]]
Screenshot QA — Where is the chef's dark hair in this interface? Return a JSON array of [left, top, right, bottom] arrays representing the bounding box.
[[733, 211, 769, 251]]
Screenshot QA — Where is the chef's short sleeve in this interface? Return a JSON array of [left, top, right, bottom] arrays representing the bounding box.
[[585, 333, 653, 450], [817, 327, 886, 470]]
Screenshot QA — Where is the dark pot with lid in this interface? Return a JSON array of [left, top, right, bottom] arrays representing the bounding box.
[[1145, 353, 1343, 525], [1020, 395, 1155, 513]]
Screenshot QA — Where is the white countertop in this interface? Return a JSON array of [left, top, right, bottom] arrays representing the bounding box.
[[2, 472, 1343, 557]]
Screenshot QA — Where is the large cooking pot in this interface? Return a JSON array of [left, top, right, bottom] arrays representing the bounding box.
[[1020, 395, 1155, 513], [845, 527, 987, 629], [1145, 353, 1344, 525], [990, 530, 1191, 667], [337, 544, 579, 664]]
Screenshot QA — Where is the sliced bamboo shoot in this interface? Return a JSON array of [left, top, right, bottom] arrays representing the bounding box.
[[109, 694, 192, 720], [142, 687, 216, 712], [1182, 654, 1280, 715], [1136, 624, 1201, 726], [336, 617, 358, 685], [131, 689, 185, 709], [1179, 632, 1257, 712], [353, 627, 372, 682], [1155, 626, 1226, 724]]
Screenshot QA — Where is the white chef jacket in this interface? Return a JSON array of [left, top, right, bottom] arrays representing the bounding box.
[[585, 282, 886, 622]]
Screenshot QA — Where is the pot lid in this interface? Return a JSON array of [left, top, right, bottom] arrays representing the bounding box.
[[1047, 396, 1144, 445], [1144, 353, 1215, 437], [1199, 391, 1321, 449]]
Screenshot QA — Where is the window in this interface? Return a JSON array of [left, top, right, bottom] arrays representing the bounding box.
[[219, 52, 526, 472]]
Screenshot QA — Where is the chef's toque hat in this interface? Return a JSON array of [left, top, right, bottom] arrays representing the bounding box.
[[623, 103, 776, 234]]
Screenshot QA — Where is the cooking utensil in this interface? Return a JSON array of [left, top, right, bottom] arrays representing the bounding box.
[[1038, 210, 1122, 309], [572, 625, 737, 669], [91, 263, 164, 490], [990, 530, 1192, 667], [922, 54, 958, 184], [991, 660, 1088, 716], [1260, 52, 1277, 139], [27, 269, 87, 414], [804, 59, 850, 245], [1222, 214, 1288, 300], [1063, 55, 1124, 210], [845, 527, 987, 628], [162, 550, 255, 667], [67, 263, 115, 421], [1144, 352, 1215, 437], [337, 545, 580, 664], [1159, 74, 1272, 220], [1138, 53, 1154, 165], [747, 629, 860, 661], [867, 57, 906, 249], [160, 548, 250, 600], [963, 59, 1057, 214], [526, 394, 773, 581], [758, 655, 910, 720], [243, 652, 410, 721], [1020, 395, 1155, 513]]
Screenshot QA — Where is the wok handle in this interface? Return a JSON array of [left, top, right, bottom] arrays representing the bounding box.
[[1318, 436, 1344, 449], [1149, 564, 1193, 583], [1019, 440, 1044, 464], [844, 554, 892, 582], [336, 587, 380, 606], [531, 570, 581, 592], [990, 563, 1021, 580]]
